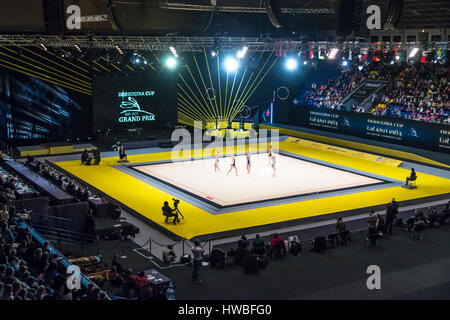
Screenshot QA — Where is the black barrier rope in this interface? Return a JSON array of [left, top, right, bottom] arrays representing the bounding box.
[[150, 239, 183, 248]]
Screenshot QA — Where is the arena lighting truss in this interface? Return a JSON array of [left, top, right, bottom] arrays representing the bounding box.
[[176, 48, 280, 128], [1, 34, 448, 53], [158, 2, 335, 14]]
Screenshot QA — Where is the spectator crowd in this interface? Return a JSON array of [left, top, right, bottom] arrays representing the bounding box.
[[304, 60, 449, 124]]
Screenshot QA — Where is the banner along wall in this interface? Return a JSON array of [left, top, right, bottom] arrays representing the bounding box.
[[290, 105, 450, 153]]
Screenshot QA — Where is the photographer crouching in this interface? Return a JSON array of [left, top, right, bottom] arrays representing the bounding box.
[[162, 199, 184, 225]]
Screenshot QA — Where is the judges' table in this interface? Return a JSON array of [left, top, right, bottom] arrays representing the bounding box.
[[144, 269, 172, 298], [5, 161, 74, 205]]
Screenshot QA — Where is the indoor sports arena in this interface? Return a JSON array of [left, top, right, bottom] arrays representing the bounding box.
[[0, 0, 449, 305]]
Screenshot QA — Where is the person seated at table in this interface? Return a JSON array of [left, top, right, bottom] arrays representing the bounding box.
[[119, 145, 127, 162], [134, 271, 148, 299], [81, 149, 89, 164], [162, 245, 177, 263], [93, 149, 101, 165], [80, 189, 89, 202], [61, 178, 69, 191], [405, 168, 417, 186], [111, 204, 122, 220]]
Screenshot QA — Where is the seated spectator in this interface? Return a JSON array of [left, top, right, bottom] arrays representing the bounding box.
[[237, 235, 249, 250], [268, 233, 286, 256], [0, 223, 15, 244], [252, 234, 266, 255], [108, 266, 124, 287], [162, 245, 177, 263], [0, 204, 8, 225], [134, 271, 148, 299], [93, 149, 101, 165], [406, 168, 417, 186], [336, 218, 352, 244], [2, 284, 13, 300]]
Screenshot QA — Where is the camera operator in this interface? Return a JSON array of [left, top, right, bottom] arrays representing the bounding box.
[[162, 201, 180, 225]]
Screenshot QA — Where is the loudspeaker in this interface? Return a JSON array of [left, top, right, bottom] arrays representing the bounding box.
[[243, 255, 259, 274], [264, 0, 282, 29], [210, 248, 226, 269], [312, 236, 327, 252], [180, 254, 191, 264], [106, 0, 121, 31], [384, 0, 404, 30]]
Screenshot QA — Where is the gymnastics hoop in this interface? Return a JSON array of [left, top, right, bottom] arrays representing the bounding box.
[[276, 86, 289, 100], [238, 105, 251, 119], [206, 87, 216, 101]]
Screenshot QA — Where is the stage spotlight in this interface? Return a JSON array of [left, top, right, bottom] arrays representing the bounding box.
[[115, 45, 123, 55], [395, 55, 400, 61], [236, 46, 248, 59], [409, 48, 419, 58], [169, 46, 178, 57], [135, 58, 140, 64], [224, 56, 239, 72], [211, 50, 216, 57], [342, 60, 348, 66], [328, 48, 339, 60], [165, 57, 177, 69], [303, 61, 308, 65], [285, 58, 298, 71], [357, 65, 363, 71]]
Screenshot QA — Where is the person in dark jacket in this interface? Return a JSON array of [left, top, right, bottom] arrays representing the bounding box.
[[385, 198, 399, 235], [406, 168, 417, 185]]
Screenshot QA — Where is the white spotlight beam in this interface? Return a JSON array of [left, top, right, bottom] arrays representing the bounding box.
[[169, 46, 178, 57], [409, 47, 419, 58], [328, 48, 338, 59]]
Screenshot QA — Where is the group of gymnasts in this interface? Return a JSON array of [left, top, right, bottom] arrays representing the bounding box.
[[213, 143, 277, 178]]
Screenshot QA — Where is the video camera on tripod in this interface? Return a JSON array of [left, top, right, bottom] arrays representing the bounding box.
[[172, 198, 184, 219]]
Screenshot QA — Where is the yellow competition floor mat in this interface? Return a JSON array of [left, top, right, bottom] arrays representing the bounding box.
[[54, 139, 450, 239]]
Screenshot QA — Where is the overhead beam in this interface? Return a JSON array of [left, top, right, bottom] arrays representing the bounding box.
[[159, 3, 335, 14], [0, 34, 448, 52]]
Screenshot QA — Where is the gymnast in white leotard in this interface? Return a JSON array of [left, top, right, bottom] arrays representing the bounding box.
[[214, 150, 220, 172], [271, 155, 277, 178], [268, 142, 273, 165]]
